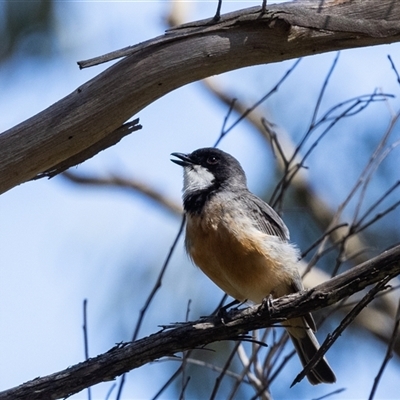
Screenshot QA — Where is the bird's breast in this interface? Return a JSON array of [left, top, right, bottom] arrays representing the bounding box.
[[185, 203, 298, 303]]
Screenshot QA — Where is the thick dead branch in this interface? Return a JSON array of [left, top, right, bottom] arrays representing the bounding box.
[[0, 0, 399, 195], [1, 244, 399, 400]]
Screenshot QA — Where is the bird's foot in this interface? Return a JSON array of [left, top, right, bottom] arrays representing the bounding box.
[[261, 0, 267, 14], [213, 0, 222, 22], [258, 294, 274, 316]]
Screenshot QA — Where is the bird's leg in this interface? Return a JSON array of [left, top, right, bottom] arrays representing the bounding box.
[[261, 0, 267, 14], [258, 294, 274, 316], [213, 0, 222, 22]]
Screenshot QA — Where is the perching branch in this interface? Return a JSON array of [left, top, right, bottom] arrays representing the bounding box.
[[1, 244, 399, 400], [0, 0, 399, 195]]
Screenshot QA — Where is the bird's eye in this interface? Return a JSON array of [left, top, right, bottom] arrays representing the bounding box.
[[207, 156, 219, 165]]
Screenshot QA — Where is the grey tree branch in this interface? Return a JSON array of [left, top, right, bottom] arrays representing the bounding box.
[[0, 0, 399, 195], [1, 244, 399, 400]]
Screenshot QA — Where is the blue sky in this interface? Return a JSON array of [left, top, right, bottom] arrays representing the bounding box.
[[1, 1, 400, 399]]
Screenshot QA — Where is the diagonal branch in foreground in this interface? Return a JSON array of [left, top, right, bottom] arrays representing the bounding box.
[[1, 244, 399, 400]]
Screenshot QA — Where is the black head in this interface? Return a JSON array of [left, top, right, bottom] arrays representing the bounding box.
[[171, 148, 247, 213]]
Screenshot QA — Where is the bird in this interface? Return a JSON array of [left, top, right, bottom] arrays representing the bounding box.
[[171, 147, 336, 385]]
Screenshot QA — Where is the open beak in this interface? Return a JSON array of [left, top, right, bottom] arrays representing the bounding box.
[[170, 152, 194, 167]]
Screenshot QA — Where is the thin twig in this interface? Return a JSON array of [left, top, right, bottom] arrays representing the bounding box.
[[301, 223, 349, 259], [309, 52, 340, 130], [215, 59, 301, 145], [209, 342, 241, 400], [388, 55, 400, 86], [82, 299, 91, 400], [355, 199, 400, 235], [352, 116, 400, 225], [214, 98, 237, 147], [229, 339, 263, 399], [82, 299, 90, 361], [314, 108, 399, 277], [161, 356, 246, 381], [311, 388, 346, 400], [368, 298, 400, 400], [264, 329, 290, 383], [137, 215, 185, 341], [152, 366, 183, 400], [178, 377, 191, 400], [246, 331, 291, 400], [105, 384, 116, 400], [272, 92, 392, 208], [181, 300, 192, 400], [261, 118, 290, 168], [291, 275, 393, 386], [116, 216, 186, 399], [354, 180, 400, 231]]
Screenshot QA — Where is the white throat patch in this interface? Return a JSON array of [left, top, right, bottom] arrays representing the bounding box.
[[182, 165, 215, 197]]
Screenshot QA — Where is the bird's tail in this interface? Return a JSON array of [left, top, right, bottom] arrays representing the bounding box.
[[286, 317, 336, 385]]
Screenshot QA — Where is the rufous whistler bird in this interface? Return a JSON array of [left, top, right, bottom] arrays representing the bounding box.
[[171, 147, 336, 385]]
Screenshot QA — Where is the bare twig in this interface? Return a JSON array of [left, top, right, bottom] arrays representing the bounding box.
[[354, 180, 400, 233], [82, 299, 90, 361], [209, 342, 241, 400], [388, 55, 400, 86], [215, 59, 302, 147], [228, 331, 269, 398], [161, 356, 245, 381], [181, 300, 192, 400], [291, 274, 393, 386], [301, 223, 349, 259], [82, 299, 91, 400], [105, 384, 116, 400], [117, 216, 186, 399], [311, 388, 346, 400], [309, 52, 340, 130], [230, 339, 264, 399], [271, 92, 393, 209], [352, 114, 400, 226], [178, 376, 190, 400], [368, 298, 400, 400], [152, 366, 183, 400], [214, 98, 237, 147]]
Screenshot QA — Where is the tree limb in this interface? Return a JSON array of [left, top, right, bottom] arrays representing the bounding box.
[[0, 0, 399, 195], [1, 244, 399, 400]]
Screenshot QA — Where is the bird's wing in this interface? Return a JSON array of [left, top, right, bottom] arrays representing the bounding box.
[[243, 192, 290, 242]]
